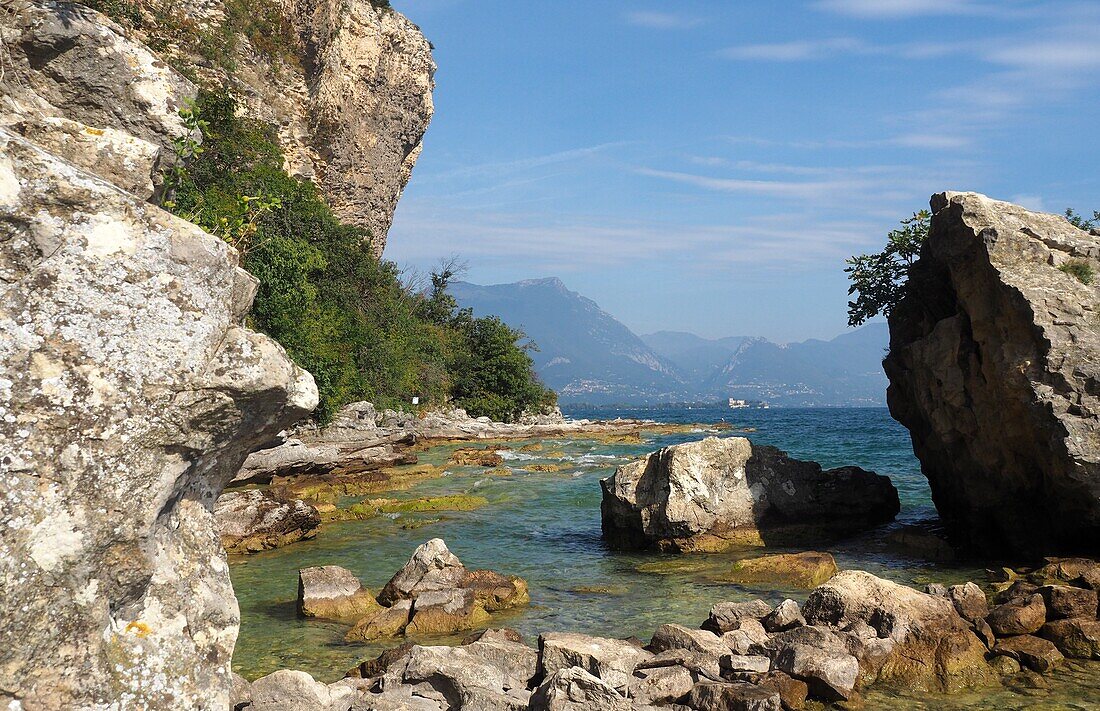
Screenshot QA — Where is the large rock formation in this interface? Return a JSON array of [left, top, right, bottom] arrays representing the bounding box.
[[127, 0, 435, 255], [884, 192, 1100, 554], [0, 1, 198, 198], [600, 437, 899, 552], [0, 128, 316, 707]]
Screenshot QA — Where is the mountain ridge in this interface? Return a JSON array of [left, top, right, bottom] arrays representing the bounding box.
[[450, 278, 888, 406]]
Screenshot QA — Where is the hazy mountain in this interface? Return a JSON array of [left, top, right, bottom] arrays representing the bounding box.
[[452, 278, 889, 406], [448, 278, 683, 403]]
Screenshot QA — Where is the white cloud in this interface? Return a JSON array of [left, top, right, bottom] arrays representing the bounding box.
[[718, 38, 864, 61], [625, 11, 700, 29], [1011, 194, 1048, 212], [813, 0, 990, 18], [636, 167, 867, 201]]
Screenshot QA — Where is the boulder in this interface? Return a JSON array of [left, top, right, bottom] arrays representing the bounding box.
[[992, 635, 1064, 674], [398, 645, 507, 707], [763, 599, 806, 633], [1039, 617, 1100, 659], [755, 672, 809, 711], [802, 571, 993, 692], [883, 192, 1100, 555], [685, 681, 781, 711], [721, 655, 772, 673], [721, 619, 770, 655], [346, 642, 416, 678], [600, 437, 898, 552], [0, 127, 316, 708], [717, 552, 839, 590], [249, 670, 354, 711], [405, 588, 491, 636], [986, 594, 1047, 636], [298, 565, 381, 620], [774, 643, 859, 701], [629, 664, 697, 705], [461, 569, 530, 611], [215, 489, 321, 554], [346, 600, 413, 642], [463, 639, 539, 691], [1038, 584, 1097, 620], [1031, 557, 1100, 590], [649, 624, 729, 658], [378, 538, 468, 605], [538, 632, 653, 694], [946, 582, 989, 623], [528, 666, 630, 711], [704, 599, 773, 634]]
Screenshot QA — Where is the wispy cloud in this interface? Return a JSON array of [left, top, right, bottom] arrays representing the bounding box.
[[419, 143, 628, 183], [625, 10, 701, 30], [813, 0, 993, 18], [719, 38, 864, 61], [637, 168, 866, 201]]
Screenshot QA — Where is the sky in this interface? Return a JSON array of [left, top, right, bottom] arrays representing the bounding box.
[[385, 0, 1100, 342]]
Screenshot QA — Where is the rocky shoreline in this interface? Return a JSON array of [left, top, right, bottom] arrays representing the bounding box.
[[214, 402, 726, 556], [231, 543, 1100, 711]]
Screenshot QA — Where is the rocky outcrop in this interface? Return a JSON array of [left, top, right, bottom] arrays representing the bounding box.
[[885, 192, 1100, 555], [802, 571, 994, 692], [0, 126, 316, 708], [600, 436, 899, 552], [297, 565, 382, 620], [117, 0, 436, 255], [232, 400, 685, 485], [344, 539, 528, 642], [0, 1, 197, 199], [215, 489, 322, 553], [328, 570, 1033, 710]]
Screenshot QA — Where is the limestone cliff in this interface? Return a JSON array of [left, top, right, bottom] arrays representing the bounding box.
[[885, 192, 1100, 555], [127, 0, 435, 255], [0, 3, 323, 707]]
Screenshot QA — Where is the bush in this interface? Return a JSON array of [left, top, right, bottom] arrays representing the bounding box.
[[166, 90, 553, 422], [1059, 259, 1094, 285]]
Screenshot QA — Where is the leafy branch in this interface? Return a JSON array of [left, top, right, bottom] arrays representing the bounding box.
[[844, 210, 930, 327]]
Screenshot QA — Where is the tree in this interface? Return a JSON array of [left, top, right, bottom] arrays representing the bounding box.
[[1065, 208, 1100, 231], [844, 210, 930, 327]]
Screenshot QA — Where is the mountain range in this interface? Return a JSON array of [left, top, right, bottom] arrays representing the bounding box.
[[449, 278, 889, 406]]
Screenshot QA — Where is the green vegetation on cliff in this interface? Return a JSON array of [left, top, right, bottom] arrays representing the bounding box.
[[166, 91, 554, 422], [845, 210, 930, 328]]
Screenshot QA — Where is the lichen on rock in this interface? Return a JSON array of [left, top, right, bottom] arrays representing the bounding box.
[[0, 128, 316, 709]]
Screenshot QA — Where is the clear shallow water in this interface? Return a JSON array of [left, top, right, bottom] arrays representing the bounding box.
[[229, 407, 1099, 707]]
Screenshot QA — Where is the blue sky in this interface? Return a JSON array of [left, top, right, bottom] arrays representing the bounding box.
[[386, 0, 1100, 342]]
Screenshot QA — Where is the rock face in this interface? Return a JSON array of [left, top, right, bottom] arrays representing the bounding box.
[[114, 0, 435, 255], [600, 437, 899, 552], [0, 1, 197, 199], [0, 128, 316, 708], [885, 192, 1100, 555], [802, 571, 993, 692], [215, 489, 322, 554]]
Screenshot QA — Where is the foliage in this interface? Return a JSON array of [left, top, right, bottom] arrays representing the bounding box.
[[844, 210, 930, 327], [81, 0, 296, 73], [1065, 208, 1100, 231], [1059, 259, 1095, 285], [165, 91, 554, 422]]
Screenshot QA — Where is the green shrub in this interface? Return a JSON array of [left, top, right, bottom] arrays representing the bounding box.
[[166, 90, 553, 422], [1059, 259, 1094, 285]]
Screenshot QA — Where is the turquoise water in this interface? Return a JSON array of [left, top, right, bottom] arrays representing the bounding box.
[[228, 406, 1099, 707]]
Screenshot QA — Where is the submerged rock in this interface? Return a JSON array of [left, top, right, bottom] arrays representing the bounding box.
[[884, 192, 1100, 555], [716, 551, 839, 589], [215, 489, 321, 554], [0, 128, 316, 707], [600, 437, 898, 552]]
